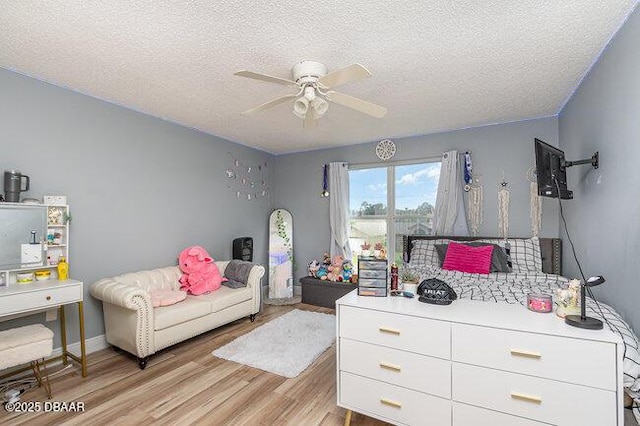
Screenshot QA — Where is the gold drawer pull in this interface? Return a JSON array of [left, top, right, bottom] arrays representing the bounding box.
[[510, 349, 541, 359], [379, 326, 401, 335], [380, 398, 402, 408], [379, 362, 401, 372], [511, 392, 542, 404]]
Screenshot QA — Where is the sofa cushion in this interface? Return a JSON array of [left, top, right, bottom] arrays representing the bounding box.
[[154, 297, 211, 331], [192, 285, 253, 313]]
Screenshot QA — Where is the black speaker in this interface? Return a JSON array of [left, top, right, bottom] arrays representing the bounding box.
[[232, 237, 253, 261]]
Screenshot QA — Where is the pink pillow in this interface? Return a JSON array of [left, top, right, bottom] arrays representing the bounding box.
[[149, 289, 187, 308], [442, 241, 493, 274]]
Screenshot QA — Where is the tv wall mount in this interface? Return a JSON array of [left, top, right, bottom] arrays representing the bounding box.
[[561, 151, 599, 170]]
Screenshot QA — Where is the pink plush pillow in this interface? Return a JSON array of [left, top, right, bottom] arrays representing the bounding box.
[[442, 241, 493, 274], [149, 289, 187, 308]]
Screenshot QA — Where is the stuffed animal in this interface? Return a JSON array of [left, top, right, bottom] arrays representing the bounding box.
[[342, 260, 354, 283], [316, 265, 328, 280], [178, 246, 226, 295], [327, 255, 344, 282], [308, 260, 320, 278]]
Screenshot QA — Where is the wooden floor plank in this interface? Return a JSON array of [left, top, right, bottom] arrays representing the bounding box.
[[0, 304, 389, 426]]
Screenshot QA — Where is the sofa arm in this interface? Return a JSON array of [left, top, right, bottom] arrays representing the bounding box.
[[90, 278, 155, 358], [90, 278, 153, 311]]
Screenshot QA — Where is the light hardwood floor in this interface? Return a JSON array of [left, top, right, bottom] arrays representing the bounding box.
[[0, 303, 389, 426]]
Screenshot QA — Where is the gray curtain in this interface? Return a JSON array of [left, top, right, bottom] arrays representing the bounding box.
[[329, 162, 352, 259], [432, 150, 469, 236]]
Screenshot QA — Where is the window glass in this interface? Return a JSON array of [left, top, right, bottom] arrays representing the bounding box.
[[393, 162, 440, 264], [348, 161, 440, 268]]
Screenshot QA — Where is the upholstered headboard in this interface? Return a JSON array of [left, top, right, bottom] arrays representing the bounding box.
[[402, 235, 562, 275]]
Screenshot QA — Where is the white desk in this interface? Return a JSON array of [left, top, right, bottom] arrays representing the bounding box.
[[0, 279, 87, 377]]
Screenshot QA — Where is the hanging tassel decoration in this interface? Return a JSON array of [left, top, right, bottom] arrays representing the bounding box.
[[497, 180, 510, 238], [527, 166, 542, 237], [321, 164, 329, 197], [467, 183, 483, 236]]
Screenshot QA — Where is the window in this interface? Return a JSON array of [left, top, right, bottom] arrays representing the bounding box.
[[349, 160, 441, 266]]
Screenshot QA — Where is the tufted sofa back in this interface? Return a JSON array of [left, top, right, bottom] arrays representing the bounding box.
[[113, 266, 183, 293]]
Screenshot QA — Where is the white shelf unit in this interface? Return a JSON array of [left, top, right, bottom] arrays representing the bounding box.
[[0, 203, 70, 286]]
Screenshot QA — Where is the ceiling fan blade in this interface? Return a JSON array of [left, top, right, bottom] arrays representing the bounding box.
[[234, 70, 298, 87], [241, 94, 297, 115], [317, 64, 372, 89], [303, 109, 317, 129], [326, 91, 387, 118]]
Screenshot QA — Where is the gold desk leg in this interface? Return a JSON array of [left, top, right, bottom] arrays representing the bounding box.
[[59, 305, 68, 366], [344, 409, 352, 426], [78, 301, 88, 377]]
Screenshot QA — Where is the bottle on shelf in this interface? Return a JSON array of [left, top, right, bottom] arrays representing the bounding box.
[[390, 262, 399, 290], [57, 256, 69, 281]]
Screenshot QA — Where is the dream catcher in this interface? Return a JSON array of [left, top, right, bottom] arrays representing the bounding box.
[[527, 165, 542, 236], [463, 152, 483, 236], [497, 175, 510, 238]]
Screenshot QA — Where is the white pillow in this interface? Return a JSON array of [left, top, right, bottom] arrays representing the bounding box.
[[479, 237, 543, 273], [409, 239, 450, 267]]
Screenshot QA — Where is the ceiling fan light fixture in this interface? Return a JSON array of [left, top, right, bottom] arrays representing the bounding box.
[[293, 96, 309, 117], [311, 97, 329, 116], [303, 86, 316, 101]]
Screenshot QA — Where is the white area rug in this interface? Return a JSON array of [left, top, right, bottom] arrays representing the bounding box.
[[212, 309, 335, 378]]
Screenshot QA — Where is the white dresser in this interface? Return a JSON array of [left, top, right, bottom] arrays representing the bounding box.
[[336, 291, 624, 426]]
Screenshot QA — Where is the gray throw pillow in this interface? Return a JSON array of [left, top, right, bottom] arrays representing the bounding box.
[[435, 242, 512, 273]]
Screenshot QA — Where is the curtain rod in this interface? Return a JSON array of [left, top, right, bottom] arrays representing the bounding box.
[[348, 154, 453, 169]]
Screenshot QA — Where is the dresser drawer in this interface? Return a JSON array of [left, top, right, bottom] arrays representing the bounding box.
[[340, 372, 450, 426], [357, 278, 387, 287], [0, 285, 81, 316], [452, 323, 616, 390], [339, 306, 450, 359], [359, 260, 387, 270], [340, 338, 451, 398], [453, 402, 546, 426], [452, 363, 617, 426], [359, 269, 387, 279]]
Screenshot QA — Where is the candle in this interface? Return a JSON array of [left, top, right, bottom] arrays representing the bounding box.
[[527, 293, 552, 313]]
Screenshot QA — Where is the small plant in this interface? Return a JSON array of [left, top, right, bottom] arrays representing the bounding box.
[[374, 242, 384, 251], [400, 267, 420, 283], [361, 241, 371, 250]]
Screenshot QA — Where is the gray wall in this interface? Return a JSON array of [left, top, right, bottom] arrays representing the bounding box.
[[273, 117, 560, 282], [559, 6, 640, 333], [0, 68, 274, 345]]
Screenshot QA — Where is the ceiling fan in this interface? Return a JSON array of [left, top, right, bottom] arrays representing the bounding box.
[[234, 61, 387, 127]]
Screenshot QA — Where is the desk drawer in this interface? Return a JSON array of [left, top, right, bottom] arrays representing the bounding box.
[[340, 338, 451, 398], [452, 363, 616, 426], [1, 285, 81, 316], [340, 306, 450, 359], [340, 372, 450, 426], [452, 323, 616, 390]]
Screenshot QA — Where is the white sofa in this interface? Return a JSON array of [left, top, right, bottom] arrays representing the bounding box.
[[90, 262, 264, 369]]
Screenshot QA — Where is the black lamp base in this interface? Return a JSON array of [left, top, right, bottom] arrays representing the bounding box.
[[565, 315, 603, 330]]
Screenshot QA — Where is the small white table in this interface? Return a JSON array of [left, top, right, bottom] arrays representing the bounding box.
[[0, 279, 87, 377]]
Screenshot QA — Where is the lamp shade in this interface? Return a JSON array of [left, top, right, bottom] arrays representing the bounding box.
[[293, 96, 309, 116]]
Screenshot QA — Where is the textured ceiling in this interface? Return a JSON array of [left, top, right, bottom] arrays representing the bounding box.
[[0, 1, 637, 154]]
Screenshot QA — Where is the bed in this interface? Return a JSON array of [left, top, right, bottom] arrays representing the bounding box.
[[403, 235, 640, 423]]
